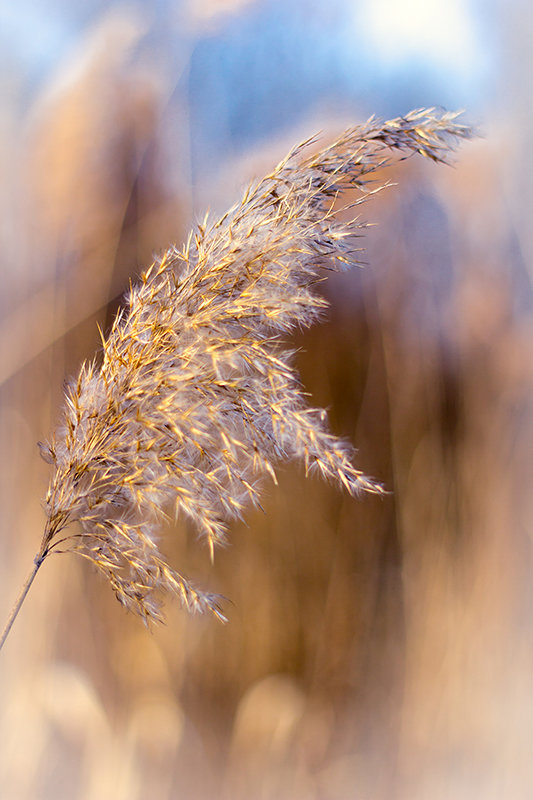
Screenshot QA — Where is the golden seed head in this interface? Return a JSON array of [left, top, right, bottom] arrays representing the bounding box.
[[40, 108, 472, 622]]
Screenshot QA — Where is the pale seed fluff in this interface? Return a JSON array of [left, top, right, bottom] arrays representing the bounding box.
[[37, 109, 472, 623]]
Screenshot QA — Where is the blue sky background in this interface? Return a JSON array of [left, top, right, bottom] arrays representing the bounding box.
[[1, 0, 530, 296], [0, 0, 517, 158]]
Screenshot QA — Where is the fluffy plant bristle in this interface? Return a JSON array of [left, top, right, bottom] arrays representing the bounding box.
[[36, 108, 472, 623]]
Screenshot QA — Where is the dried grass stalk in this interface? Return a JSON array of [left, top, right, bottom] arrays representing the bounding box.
[[2, 108, 472, 640]]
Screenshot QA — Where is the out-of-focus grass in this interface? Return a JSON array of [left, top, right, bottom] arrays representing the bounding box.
[[1, 6, 532, 800]]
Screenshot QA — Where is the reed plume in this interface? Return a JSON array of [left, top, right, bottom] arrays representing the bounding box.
[[1, 108, 472, 641]]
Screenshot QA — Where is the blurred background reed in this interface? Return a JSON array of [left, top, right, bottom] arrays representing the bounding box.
[[0, 1, 531, 798]]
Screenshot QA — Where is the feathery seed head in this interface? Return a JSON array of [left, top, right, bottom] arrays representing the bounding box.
[[38, 108, 472, 623]]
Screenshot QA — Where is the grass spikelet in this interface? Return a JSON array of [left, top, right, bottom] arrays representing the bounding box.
[[1, 108, 472, 641]]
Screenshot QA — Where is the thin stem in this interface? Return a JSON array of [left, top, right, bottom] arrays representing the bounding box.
[[0, 554, 44, 653]]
